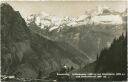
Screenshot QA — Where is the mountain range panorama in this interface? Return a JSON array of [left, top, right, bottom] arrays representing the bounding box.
[[27, 6, 127, 60], [1, 3, 127, 81], [26, 7, 127, 32]]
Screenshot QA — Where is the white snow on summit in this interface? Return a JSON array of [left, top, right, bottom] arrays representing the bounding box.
[[27, 7, 125, 32]]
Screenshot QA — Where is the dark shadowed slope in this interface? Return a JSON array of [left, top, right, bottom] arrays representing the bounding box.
[[95, 34, 127, 73], [1, 3, 89, 79], [77, 34, 127, 81]]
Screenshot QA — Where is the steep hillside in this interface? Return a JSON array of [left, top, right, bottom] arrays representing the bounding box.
[[93, 34, 127, 81], [95, 34, 127, 73], [1, 3, 89, 79]]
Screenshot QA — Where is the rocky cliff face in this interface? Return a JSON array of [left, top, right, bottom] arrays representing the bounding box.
[[1, 3, 89, 78]]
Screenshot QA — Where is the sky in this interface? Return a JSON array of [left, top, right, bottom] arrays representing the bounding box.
[[2, 1, 127, 19]]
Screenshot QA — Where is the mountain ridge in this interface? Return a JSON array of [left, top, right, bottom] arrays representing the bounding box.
[[1, 3, 90, 78]]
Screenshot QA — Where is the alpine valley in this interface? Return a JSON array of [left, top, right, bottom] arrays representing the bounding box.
[[1, 2, 127, 81]]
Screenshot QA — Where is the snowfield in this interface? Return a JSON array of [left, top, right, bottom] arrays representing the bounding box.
[[26, 7, 126, 32]]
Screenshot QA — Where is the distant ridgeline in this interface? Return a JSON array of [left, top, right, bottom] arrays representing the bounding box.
[[95, 33, 127, 81]]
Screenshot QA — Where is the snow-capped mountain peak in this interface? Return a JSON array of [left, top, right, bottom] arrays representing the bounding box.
[[27, 7, 124, 32]]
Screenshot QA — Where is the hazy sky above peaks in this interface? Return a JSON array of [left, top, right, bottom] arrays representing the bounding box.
[[2, 1, 127, 19]]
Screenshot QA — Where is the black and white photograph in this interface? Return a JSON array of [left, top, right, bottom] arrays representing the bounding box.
[[1, 0, 127, 82]]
